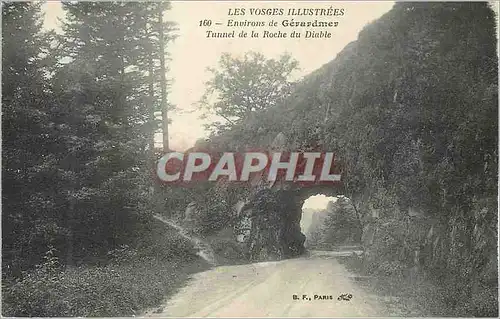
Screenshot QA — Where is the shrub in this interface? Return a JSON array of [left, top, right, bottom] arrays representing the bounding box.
[[3, 256, 209, 317], [3, 221, 210, 317]]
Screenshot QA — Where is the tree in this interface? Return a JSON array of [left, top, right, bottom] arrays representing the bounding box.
[[305, 199, 362, 249], [136, 3, 177, 153], [48, 1, 176, 264], [2, 1, 60, 276], [322, 198, 362, 245], [199, 51, 299, 133]]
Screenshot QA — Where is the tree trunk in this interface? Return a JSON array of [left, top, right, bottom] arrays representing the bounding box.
[[158, 8, 169, 152], [147, 26, 156, 161]]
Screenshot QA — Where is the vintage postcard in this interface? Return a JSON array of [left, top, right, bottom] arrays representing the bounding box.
[[2, 0, 498, 317]]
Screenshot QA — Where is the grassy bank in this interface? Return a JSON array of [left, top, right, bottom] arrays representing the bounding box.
[[207, 235, 249, 266], [337, 255, 498, 317], [2, 218, 212, 317]]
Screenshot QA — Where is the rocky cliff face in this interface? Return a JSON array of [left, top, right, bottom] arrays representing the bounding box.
[[234, 188, 304, 261], [192, 5, 497, 315], [243, 0, 497, 273]]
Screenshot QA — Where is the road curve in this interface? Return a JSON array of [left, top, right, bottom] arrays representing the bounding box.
[[148, 251, 389, 317]]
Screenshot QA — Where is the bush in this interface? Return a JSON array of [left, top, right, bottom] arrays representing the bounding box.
[[3, 255, 209, 317], [376, 260, 404, 277], [2, 220, 211, 317], [209, 237, 248, 265]]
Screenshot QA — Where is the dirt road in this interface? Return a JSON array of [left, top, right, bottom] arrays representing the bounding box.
[[148, 251, 389, 317]]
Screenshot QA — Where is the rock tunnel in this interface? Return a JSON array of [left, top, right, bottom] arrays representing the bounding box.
[[187, 131, 357, 262], [237, 182, 346, 262], [240, 126, 357, 261]]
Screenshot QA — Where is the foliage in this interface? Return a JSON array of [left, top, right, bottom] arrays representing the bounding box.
[[2, 1, 63, 276], [199, 51, 299, 134], [200, 2, 497, 315], [306, 197, 362, 249], [2, 219, 209, 317], [2, 1, 180, 273], [208, 237, 248, 265], [2, 1, 498, 317], [1, 3, 201, 317], [3, 255, 208, 317]]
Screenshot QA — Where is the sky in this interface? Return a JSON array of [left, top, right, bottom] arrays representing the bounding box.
[[303, 194, 336, 210], [42, 0, 396, 151]]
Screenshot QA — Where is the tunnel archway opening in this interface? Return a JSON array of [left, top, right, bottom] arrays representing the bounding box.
[[238, 186, 361, 261], [300, 194, 338, 235], [298, 193, 362, 252], [300, 194, 338, 250]]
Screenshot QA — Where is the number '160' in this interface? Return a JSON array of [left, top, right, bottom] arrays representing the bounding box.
[[199, 19, 212, 27]]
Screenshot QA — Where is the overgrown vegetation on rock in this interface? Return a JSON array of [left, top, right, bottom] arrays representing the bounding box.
[[3, 1, 497, 317], [196, 3, 498, 316]]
